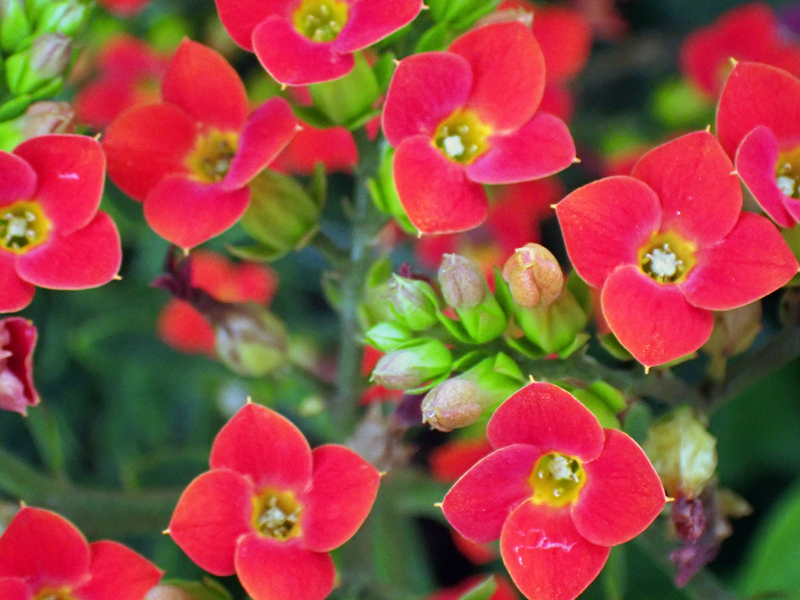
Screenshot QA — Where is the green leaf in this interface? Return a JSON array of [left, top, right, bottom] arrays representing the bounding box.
[[25, 405, 65, 475], [458, 576, 498, 600]]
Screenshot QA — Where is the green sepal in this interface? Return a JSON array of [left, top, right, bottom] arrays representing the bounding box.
[[556, 331, 591, 358], [365, 321, 413, 352], [597, 331, 634, 361], [570, 388, 621, 429], [367, 145, 418, 234], [454, 295, 507, 344], [457, 577, 498, 600], [434, 306, 472, 343], [451, 350, 486, 372]]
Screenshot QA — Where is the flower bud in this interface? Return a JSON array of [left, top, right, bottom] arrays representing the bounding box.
[[36, 1, 90, 37], [21, 100, 74, 138], [145, 586, 192, 600], [6, 33, 70, 96], [0, 0, 31, 53], [421, 379, 484, 432], [644, 408, 717, 499], [0, 317, 39, 415], [370, 339, 452, 390], [387, 274, 439, 331], [703, 302, 762, 380], [502, 243, 564, 309]]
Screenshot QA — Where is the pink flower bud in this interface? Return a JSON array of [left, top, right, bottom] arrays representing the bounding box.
[[0, 317, 39, 415], [438, 254, 486, 309], [502, 243, 564, 308], [421, 379, 484, 432]]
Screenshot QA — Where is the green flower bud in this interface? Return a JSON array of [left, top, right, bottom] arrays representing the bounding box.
[[370, 339, 452, 390], [367, 145, 417, 234], [36, 1, 89, 37], [387, 274, 440, 331], [6, 33, 70, 96], [365, 321, 413, 353], [502, 243, 564, 309], [308, 51, 379, 128], [0, 0, 31, 53], [0, 100, 73, 152]]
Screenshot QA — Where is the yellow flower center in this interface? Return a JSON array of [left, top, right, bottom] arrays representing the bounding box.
[[776, 146, 800, 199], [252, 488, 303, 541], [433, 109, 492, 165], [34, 587, 75, 600], [530, 452, 586, 508], [185, 129, 239, 184], [0, 200, 51, 254], [638, 230, 696, 284], [293, 0, 349, 43]]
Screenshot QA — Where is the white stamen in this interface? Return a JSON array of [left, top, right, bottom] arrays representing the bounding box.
[[777, 175, 796, 197], [646, 244, 682, 278], [443, 135, 465, 157], [5, 216, 29, 241]]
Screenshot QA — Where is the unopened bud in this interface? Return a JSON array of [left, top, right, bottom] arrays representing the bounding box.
[[370, 339, 452, 390], [421, 379, 484, 432], [29, 33, 71, 78], [0, 0, 31, 53], [387, 275, 439, 331], [502, 243, 564, 308], [36, 1, 90, 37], [21, 101, 74, 138], [438, 254, 485, 309], [644, 408, 717, 499], [145, 586, 192, 600], [704, 302, 762, 380]]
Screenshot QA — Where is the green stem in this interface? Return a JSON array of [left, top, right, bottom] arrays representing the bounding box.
[[309, 228, 349, 268]]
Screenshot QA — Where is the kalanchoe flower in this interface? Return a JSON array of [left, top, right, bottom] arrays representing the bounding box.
[[0, 506, 163, 600], [169, 402, 380, 600], [0, 134, 122, 313], [716, 61, 800, 228], [0, 317, 38, 415], [442, 383, 666, 600], [214, 0, 423, 85], [382, 21, 576, 234], [556, 131, 799, 367], [102, 39, 297, 249]]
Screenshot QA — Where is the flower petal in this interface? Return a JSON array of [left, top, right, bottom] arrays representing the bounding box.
[[162, 40, 248, 131], [467, 112, 575, 184], [0, 151, 36, 205], [298, 445, 380, 552], [168, 469, 254, 576], [394, 136, 488, 234], [74, 541, 163, 600], [15, 212, 121, 290], [252, 17, 354, 85], [157, 300, 216, 356], [571, 429, 665, 546], [556, 176, 661, 288], [143, 175, 250, 249], [601, 265, 714, 367], [534, 6, 592, 83], [13, 135, 105, 235], [631, 131, 741, 247], [0, 254, 35, 313], [0, 578, 31, 600], [382, 52, 473, 146], [450, 22, 545, 131], [333, 0, 422, 53], [103, 103, 196, 201], [223, 97, 297, 191], [734, 125, 795, 227], [215, 0, 291, 50], [500, 502, 610, 600], [680, 211, 799, 310], [487, 383, 605, 462], [210, 403, 313, 493], [235, 535, 335, 600], [0, 507, 89, 590], [442, 444, 541, 543]]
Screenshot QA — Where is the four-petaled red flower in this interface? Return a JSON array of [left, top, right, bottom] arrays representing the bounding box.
[[213, 0, 423, 85], [0, 506, 163, 600], [102, 39, 297, 249], [0, 317, 38, 415], [716, 61, 800, 228], [556, 131, 798, 367], [0, 134, 122, 313], [442, 382, 666, 600], [382, 21, 576, 234], [169, 402, 381, 600]]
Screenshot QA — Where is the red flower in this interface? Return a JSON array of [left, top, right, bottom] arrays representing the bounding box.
[[271, 123, 358, 175], [0, 134, 121, 313], [442, 383, 666, 600], [680, 3, 800, 100], [716, 61, 800, 228], [102, 40, 297, 249], [157, 250, 278, 356], [169, 402, 381, 600], [0, 506, 163, 600], [74, 35, 170, 130], [382, 21, 575, 234], [556, 131, 798, 367], [214, 0, 422, 85], [0, 317, 38, 415]]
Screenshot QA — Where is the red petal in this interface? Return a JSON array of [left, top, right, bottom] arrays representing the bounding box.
[[631, 131, 741, 247], [143, 175, 250, 249], [571, 429, 665, 546], [734, 125, 795, 227], [252, 17, 354, 85], [442, 444, 541, 543], [215, 0, 291, 50], [13, 135, 104, 235], [210, 403, 313, 493], [157, 300, 216, 356], [0, 317, 39, 414], [16, 212, 121, 290], [0, 254, 35, 313], [333, 0, 422, 53], [500, 502, 609, 600], [467, 112, 575, 184], [0, 579, 31, 600], [271, 124, 358, 175], [224, 97, 297, 191], [162, 40, 247, 131], [680, 211, 799, 310], [534, 7, 592, 83], [298, 445, 380, 552], [556, 176, 661, 288], [450, 22, 545, 131], [601, 265, 714, 367], [382, 52, 473, 147], [0, 507, 89, 590], [429, 437, 494, 483], [74, 541, 163, 600], [394, 136, 488, 234], [103, 103, 196, 201], [487, 383, 605, 462], [717, 61, 800, 158], [168, 469, 254, 576], [235, 535, 335, 600], [0, 151, 36, 205]]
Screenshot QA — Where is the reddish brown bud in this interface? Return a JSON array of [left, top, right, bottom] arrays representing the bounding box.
[[502, 243, 564, 308], [421, 379, 484, 432], [438, 254, 486, 309]]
